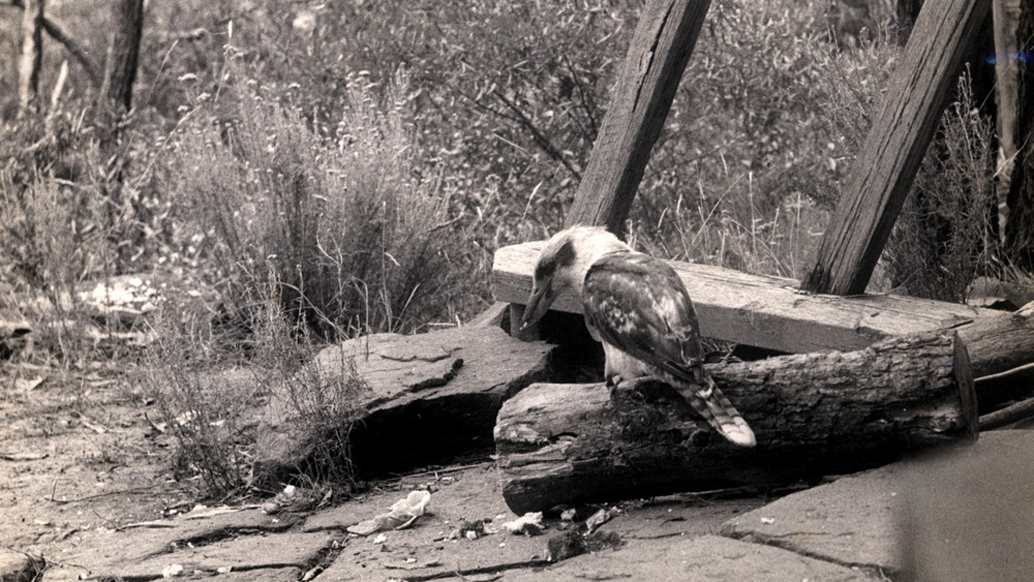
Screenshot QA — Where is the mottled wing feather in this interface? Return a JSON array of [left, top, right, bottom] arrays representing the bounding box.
[[582, 253, 708, 384]]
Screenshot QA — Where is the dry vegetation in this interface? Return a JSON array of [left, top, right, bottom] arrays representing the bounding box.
[[0, 0, 1003, 497]]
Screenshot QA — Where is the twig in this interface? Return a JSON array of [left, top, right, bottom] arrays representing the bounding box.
[[89, 507, 120, 530], [47, 484, 161, 505], [385, 460, 493, 482], [491, 90, 582, 181], [560, 53, 599, 139], [975, 361, 1034, 385], [979, 394, 1034, 431]]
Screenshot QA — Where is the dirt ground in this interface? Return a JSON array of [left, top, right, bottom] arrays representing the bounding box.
[[0, 365, 192, 553]]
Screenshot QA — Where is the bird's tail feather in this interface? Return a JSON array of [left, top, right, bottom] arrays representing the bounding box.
[[678, 377, 756, 447]]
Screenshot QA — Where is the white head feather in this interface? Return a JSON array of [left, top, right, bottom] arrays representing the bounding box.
[[522, 226, 631, 328]]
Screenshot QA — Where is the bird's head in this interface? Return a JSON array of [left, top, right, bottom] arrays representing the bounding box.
[[520, 226, 629, 331]]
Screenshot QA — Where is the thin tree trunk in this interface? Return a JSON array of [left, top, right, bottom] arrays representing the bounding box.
[[9, 0, 101, 87], [1003, 6, 1034, 270], [95, 0, 145, 272], [17, 0, 44, 116]]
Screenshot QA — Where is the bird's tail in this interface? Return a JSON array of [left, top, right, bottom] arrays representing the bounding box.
[[678, 376, 755, 447]]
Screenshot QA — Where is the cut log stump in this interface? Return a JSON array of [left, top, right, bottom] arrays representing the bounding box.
[[495, 331, 976, 514], [959, 300, 1034, 379]]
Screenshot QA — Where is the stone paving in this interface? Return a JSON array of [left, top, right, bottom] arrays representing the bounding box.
[[6, 430, 1031, 581]]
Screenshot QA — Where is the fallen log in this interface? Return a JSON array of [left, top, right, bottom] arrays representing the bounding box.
[[495, 331, 976, 514], [959, 300, 1034, 379]]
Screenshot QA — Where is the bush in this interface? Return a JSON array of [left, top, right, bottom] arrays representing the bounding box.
[[885, 72, 997, 301], [629, 0, 897, 277], [142, 291, 365, 499], [163, 66, 476, 341]]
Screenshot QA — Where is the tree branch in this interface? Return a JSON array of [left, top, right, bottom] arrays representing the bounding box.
[[980, 394, 1034, 430], [491, 89, 582, 181], [8, 0, 101, 88]]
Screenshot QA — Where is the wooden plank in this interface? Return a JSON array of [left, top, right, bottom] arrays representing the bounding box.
[[801, 0, 994, 295], [563, 0, 711, 233], [493, 241, 992, 354], [466, 301, 508, 329]]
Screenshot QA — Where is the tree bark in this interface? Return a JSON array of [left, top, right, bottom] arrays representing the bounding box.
[[1002, 4, 1034, 270], [495, 331, 975, 514], [99, 0, 144, 114], [964, 300, 1034, 411], [17, 0, 43, 116], [957, 300, 1034, 379]]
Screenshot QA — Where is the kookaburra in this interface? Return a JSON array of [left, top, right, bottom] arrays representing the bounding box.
[[521, 225, 756, 447]]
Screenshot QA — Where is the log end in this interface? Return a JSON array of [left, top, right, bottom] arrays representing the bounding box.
[[951, 331, 978, 439]]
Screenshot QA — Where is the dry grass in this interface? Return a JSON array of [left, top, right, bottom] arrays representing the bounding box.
[[140, 282, 366, 500], [163, 65, 474, 342], [886, 71, 998, 301]]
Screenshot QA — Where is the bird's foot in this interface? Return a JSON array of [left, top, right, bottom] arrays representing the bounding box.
[[606, 374, 637, 399]]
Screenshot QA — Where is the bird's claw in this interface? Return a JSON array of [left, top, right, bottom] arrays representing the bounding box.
[[606, 374, 633, 397]]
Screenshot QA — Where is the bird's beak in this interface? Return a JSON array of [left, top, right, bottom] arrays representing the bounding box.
[[520, 278, 555, 331]]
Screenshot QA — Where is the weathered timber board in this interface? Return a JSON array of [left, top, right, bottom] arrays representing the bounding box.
[[493, 241, 992, 354], [563, 0, 711, 233]]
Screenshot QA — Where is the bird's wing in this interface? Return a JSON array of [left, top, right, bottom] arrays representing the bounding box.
[[582, 252, 708, 385]]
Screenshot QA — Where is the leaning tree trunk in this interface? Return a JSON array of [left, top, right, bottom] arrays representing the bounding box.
[[17, 0, 44, 116], [495, 331, 976, 514]]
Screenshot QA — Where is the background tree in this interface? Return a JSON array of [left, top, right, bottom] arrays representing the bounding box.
[[95, 0, 145, 271], [15, 0, 42, 115], [1001, 6, 1034, 270], [98, 0, 143, 118]]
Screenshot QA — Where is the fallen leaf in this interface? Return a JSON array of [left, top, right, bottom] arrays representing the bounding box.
[[15, 376, 44, 391], [502, 512, 545, 536]]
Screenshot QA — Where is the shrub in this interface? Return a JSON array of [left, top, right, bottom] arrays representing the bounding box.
[[885, 71, 997, 301], [163, 66, 475, 341], [0, 96, 171, 366], [631, 0, 898, 277], [0, 132, 112, 367], [141, 288, 365, 499]]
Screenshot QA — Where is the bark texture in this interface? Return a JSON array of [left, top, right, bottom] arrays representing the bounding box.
[[495, 331, 976, 514]]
